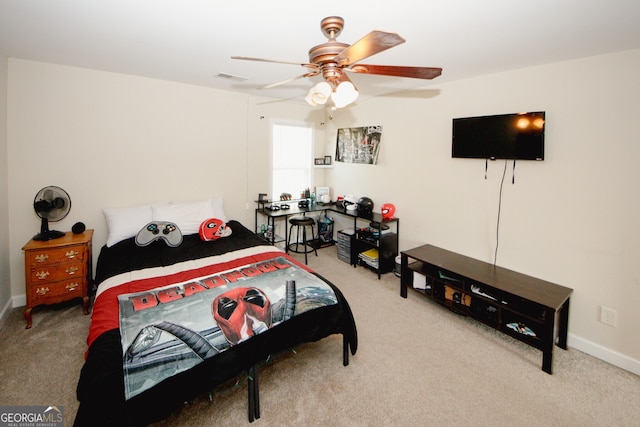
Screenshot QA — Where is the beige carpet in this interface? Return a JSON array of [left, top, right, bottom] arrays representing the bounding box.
[[1, 244, 639, 426]]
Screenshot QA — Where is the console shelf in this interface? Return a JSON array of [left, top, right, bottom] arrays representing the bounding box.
[[400, 244, 573, 374]]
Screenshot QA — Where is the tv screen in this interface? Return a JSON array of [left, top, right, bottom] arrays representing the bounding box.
[[452, 111, 545, 160]]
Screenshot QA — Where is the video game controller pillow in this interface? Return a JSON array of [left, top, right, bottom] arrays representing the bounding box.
[[199, 218, 232, 241], [135, 221, 183, 247]]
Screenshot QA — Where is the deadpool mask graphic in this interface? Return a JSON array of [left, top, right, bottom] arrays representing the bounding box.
[[213, 287, 271, 345]]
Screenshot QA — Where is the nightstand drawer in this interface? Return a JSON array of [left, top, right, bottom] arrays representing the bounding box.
[[26, 245, 85, 267], [29, 278, 85, 304], [29, 261, 85, 283]]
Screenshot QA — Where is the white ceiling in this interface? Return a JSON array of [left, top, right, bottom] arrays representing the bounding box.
[[1, 1, 639, 104]]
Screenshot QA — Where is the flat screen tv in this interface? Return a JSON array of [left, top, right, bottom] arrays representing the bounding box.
[[452, 111, 545, 160]]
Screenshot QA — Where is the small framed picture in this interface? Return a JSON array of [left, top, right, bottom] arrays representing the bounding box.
[[324, 155, 332, 165], [316, 187, 330, 202], [314, 158, 324, 165]]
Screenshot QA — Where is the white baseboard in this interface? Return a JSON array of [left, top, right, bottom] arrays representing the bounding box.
[[568, 333, 640, 376], [0, 294, 25, 330], [13, 293, 26, 308], [0, 297, 12, 329]]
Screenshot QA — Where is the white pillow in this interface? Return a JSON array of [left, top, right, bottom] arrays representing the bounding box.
[[152, 197, 226, 236], [209, 195, 228, 223], [103, 204, 153, 247]]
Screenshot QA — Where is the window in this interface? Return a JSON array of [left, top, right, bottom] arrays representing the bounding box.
[[272, 123, 313, 199]]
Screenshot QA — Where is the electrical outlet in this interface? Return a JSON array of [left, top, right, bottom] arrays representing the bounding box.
[[600, 306, 617, 327]]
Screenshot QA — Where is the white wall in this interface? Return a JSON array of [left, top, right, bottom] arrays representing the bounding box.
[[6, 59, 255, 302], [0, 53, 10, 323], [324, 49, 640, 370]]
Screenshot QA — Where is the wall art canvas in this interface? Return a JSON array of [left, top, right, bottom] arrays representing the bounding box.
[[335, 126, 382, 164]]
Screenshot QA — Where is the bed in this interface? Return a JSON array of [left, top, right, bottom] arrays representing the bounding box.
[[74, 213, 357, 426]]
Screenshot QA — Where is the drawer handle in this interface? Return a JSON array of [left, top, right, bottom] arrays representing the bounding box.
[[66, 266, 79, 275], [35, 254, 49, 263], [65, 250, 79, 259], [36, 287, 50, 296], [35, 270, 50, 280], [66, 282, 79, 291]]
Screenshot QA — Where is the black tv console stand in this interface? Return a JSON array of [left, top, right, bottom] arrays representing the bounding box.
[[400, 244, 573, 374]]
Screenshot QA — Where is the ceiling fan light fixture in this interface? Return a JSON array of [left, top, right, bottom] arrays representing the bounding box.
[[306, 81, 332, 106], [305, 90, 318, 106], [332, 81, 358, 108]]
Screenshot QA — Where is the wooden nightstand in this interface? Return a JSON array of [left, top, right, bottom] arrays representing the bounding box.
[[22, 229, 93, 329]]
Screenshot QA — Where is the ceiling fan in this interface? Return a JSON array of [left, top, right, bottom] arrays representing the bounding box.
[[232, 16, 442, 108]]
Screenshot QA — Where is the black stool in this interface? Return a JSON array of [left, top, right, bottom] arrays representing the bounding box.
[[286, 216, 318, 264]]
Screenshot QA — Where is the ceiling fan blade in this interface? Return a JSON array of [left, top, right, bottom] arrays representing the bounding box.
[[347, 64, 442, 80], [333, 30, 405, 67], [231, 56, 318, 70], [259, 71, 320, 89]]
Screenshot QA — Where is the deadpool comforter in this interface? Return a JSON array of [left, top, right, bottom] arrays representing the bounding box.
[[74, 220, 357, 426]]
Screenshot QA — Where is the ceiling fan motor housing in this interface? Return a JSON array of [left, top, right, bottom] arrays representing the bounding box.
[[308, 16, 350, 85]]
